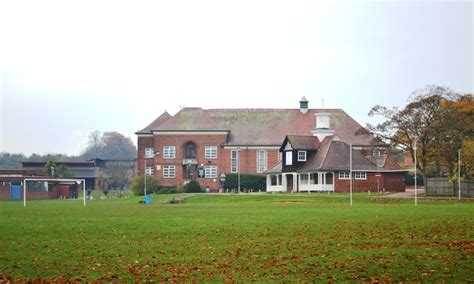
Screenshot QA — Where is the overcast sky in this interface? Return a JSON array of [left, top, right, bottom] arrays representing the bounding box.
[[0, 0, 472, 156]]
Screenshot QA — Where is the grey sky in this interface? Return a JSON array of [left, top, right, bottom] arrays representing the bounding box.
[[0, 0, 472, 156]]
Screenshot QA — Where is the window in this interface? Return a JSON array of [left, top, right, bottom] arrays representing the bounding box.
[[285, 151, 293, 166], [163, 166, 175, 178], [278, 152, 282, 162], [256, 150, 267, 173], [185, 142, 196, 158], [339, 172, 350, 179], [231, 150, 238, 173], [298, 151, 307, 162], [300, 174, 309, 185], [205, 165, 217, 178], [163, 146, 176, 159], [145, 148, 155, 158], [355, 172, 367, 180], [205, 146, 218, 159], [145, 166, 154, 176]]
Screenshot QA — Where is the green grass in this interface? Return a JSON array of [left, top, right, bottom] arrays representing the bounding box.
[[0, 193, 473, 282]]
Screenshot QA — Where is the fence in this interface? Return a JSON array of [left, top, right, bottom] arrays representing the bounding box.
[[426, 178, 474, 197]]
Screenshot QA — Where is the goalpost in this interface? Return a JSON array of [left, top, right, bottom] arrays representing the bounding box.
[[23, 178, 87, 207]]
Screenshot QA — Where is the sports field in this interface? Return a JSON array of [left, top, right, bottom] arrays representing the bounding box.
[[0, 194, 473, 282]]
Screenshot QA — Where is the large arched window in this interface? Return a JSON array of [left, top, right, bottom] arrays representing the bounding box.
[[184, 142, 196, 159]]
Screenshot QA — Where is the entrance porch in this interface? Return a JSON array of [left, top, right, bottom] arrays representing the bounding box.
[[266, 172, 335, 193]]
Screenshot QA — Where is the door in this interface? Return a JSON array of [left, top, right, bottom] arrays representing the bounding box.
[[10, 185, 21, 200], [287, 175, 294, 193]]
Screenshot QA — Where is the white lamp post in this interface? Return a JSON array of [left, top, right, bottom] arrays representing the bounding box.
[[144, 151, 158, 201], [458, 149, 461, 201], [349, 143, 353, 207], [414, 137, 417, 206], [237, 148, 241, 194]]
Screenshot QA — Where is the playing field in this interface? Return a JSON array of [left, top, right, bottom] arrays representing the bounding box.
[[0, 194, 473, 282]]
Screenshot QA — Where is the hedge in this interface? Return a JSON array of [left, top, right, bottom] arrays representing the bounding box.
[[223, 173, 266, 192]]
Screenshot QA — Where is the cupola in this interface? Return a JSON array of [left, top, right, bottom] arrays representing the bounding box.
[[311, 111, 335, 140], [299, 97, 309, 114]]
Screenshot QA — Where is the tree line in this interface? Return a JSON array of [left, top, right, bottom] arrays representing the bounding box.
[[0, 131, 137, 169]]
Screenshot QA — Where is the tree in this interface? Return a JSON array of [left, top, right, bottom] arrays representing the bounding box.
[[81, 131, 137, 160], [0, 152, 26, 169], [131, 175, 160, 196], [368, 85, 457, 189], [56, 164, 74, 178], [44, 160, 57, 177], [435, 95, 474, 178], [99, 162, 134, 192]]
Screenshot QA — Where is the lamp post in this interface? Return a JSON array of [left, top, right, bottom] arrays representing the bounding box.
[[458, 149, 461, 201], [414, 137, 417, 206], [220, 173, 226, 193], [349, 143, 353, 207], [237, 148, 241, 194], [144, 158, 147, 198], [144, 151, 158, 202]]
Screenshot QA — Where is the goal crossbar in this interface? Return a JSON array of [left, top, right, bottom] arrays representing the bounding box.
[[23, 178, 87, 207]]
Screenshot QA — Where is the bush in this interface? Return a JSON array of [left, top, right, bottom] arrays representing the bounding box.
[[156, 186, 178, 194], [223, 174, 266, 192], [131, 175, 160, 196], [183, 180, 202, 193]]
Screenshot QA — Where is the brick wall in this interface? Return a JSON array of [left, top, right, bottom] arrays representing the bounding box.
[[0, 185, 10, 200], [334, 172, 405, 193], [137, 135, 280, 191]]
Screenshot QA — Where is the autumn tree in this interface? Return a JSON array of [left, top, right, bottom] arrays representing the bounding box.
[[367, 85, 457, 188], [435, 95, 474, 178]]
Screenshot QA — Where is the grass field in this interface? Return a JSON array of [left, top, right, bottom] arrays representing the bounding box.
[[0, 193, 473, 282]]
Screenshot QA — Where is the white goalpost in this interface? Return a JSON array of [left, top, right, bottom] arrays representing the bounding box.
[[23, 178, 87, 207]]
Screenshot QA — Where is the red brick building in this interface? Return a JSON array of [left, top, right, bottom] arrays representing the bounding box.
[[136, 98, 405, 192]]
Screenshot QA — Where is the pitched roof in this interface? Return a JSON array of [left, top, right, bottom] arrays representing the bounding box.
[[136, 112, 172, 134], [286, 135, 320, 150], [154, 108, 226, 131], [139, 108, 378, 146], [269, 136, 405, 174], [320, 141, 379, 171]]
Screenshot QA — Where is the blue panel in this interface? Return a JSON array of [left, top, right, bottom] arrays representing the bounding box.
[[10, 185, 21, 200]]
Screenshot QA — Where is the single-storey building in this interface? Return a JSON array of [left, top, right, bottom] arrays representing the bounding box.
[[0, 169, 85, 200], [265, 134, 406, 193]]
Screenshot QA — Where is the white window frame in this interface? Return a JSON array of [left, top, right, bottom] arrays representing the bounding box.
[[205, 146, 218, 159], [145, 166, 154, 176], [144, 148, 155, 158], [285, 151, 293, 166], [163, 165, 176, 178], [204, 165, 217, 178], [297, 151, 307, 162], [163, 146, 176, 159], [355, 172, 367, 180], [339, 171, 350, 180], [256, 150, 268, 173], [231, 150, 238, 173]]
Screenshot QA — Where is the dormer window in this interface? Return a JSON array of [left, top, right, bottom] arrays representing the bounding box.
[[285, 151, 293, 166], [298, 151, 307, 162]]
